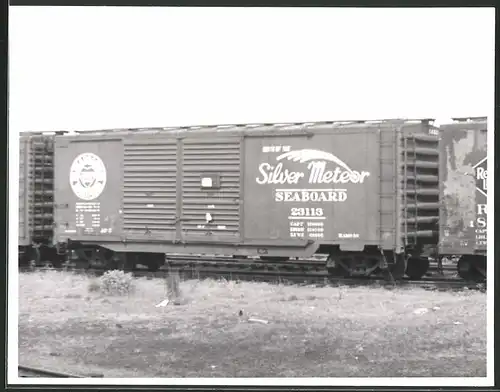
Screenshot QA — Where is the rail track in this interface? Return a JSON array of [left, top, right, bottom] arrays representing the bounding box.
[[19, 255, 485, 292], [25, 253, 459, 273], [18, 365, 90, 378]]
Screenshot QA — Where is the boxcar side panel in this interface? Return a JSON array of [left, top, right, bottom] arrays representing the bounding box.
[[439, 122, 487, 255], [54, 138, 124, 243], [181, 137, 242, 242], [122, 137, 178, 241], [243, 131, 380, 247]]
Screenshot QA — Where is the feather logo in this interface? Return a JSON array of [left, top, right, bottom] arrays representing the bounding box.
[[256, 148, 370, 185], [277, 149, 354, 173]]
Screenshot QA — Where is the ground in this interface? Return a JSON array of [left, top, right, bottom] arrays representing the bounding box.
[[18, 270, 486, 378]]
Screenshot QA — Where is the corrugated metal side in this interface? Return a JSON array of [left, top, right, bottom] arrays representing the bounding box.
[[400, 124, 441, 250], [181, 138, 241, 240], [18, 136, 30, 246], [438, 119, 487, 255], [33, 136, 56, 243], [19, 134, 56, 246], [122, 139, 178, 239]]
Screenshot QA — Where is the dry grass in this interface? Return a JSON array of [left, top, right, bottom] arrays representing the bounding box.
[[18, 270, 486, 378]]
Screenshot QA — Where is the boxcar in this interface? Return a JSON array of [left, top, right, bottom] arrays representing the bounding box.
[[18, 132, 64, 266], [52, 119, 441, 279], [438, 117, 488, 281]]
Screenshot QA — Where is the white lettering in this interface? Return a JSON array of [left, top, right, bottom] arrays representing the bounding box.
[[477, 204, 487, 215], [290, 221, 304, 227], [477, 167, 487, 180], [338, 233, 360, 239], [476, 166, 487, 192], [256, 163, 304, 185], [275, 190, 347, 202], [256, 150, 370, 186], [290, 207, 324, 217], [304, 161, 368, 185]]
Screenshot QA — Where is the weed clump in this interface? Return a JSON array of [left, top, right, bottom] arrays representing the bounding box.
[[97, 270, 135, 296]]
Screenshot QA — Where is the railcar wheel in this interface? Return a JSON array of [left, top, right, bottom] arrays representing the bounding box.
[[42, 246, 63, 268], [327, 266, 350, 278], [405, 257, 430, 280], [98, 249, 119, 270], [76, 247, 116, 269], [457, 256, 485, 282], [25, 246, 41, 267], [389, 254, 407, 280], [473, 256, 487, 281], [48, 253, 64, 269], [19, 247, 32, 267], [110, 252, 135, 271], [326, 255, 350, 278], [53, 257, 64, 269], [75, 248, 99, 269], [145, 253, 165, 272]]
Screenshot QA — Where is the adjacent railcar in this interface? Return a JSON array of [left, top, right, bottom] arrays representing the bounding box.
[[52, 119, 441, 279], [438, 117, 488, 281], [18, 132, 64, 267]]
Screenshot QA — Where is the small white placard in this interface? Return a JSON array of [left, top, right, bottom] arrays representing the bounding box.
[[201, 177, 213, 187]]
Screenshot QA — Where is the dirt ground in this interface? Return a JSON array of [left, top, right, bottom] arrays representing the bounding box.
[[18, 270, 487, 378]]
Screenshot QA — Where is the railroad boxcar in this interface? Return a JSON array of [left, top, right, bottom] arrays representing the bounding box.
[[18, 132, 64, 267], [438, 117, 488, 282], [52, 119, 441, 279]]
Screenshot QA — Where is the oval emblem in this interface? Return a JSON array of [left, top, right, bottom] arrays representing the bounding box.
[[69, 153, 107, 201]]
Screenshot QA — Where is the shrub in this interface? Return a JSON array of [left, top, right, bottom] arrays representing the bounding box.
[[99, 270, 135, 296]]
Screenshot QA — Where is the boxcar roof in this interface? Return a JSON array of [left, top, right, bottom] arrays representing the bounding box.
[[450, 116, 488, 123], [441, 117, 488, 130], [44, 118, 436, 138]]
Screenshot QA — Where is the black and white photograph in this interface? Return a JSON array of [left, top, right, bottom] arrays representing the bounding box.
[[7, 6, 495, 387]]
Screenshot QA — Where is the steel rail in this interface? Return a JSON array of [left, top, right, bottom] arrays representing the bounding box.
[[18, 365, 87, 378]]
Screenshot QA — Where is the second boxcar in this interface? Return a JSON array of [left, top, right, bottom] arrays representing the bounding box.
[[439, 117, 488, 281], [19, 132, 64, 267], [52, 119, 441, 279]]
